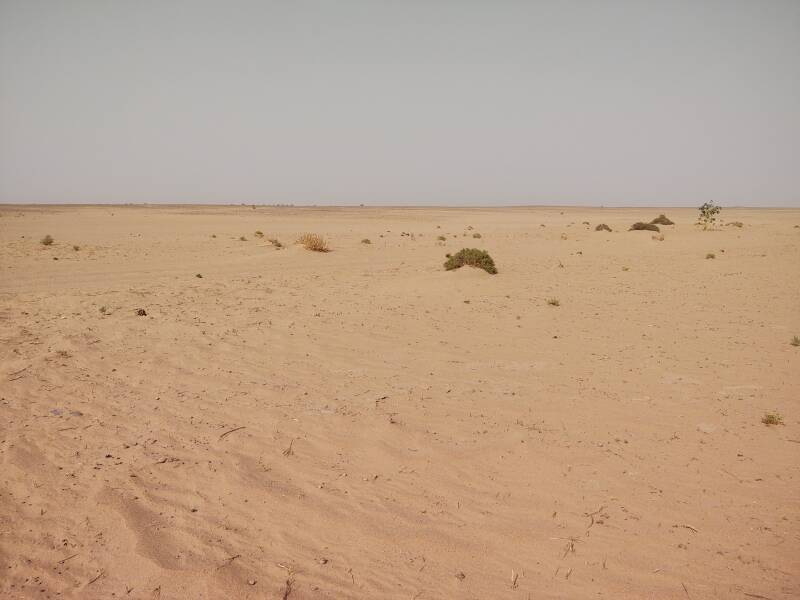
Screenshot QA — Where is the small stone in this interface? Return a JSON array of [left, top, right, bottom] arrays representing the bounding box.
[[247, 579, 256, 586]]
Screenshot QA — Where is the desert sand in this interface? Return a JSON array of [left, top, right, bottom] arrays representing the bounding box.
[[0, 204, 798, 599]]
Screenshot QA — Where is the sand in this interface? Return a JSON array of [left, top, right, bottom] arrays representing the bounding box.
[[1, 204, 798, 599]]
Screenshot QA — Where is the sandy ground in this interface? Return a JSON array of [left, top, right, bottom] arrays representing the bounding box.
[[0, 205, 798, 600]]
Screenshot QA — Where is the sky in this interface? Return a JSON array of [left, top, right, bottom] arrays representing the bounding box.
[[1, 1, 798, 206]]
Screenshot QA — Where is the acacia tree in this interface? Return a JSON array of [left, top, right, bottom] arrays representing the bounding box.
[[697, 201, 721, 230]]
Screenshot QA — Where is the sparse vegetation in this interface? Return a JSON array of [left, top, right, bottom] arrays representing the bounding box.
[[297, 233, 330, 252], [595, 224, 612, 232], [706, 252, 716, 259], [472, 233, 482, 239], [697, 201, 722, 230], [761, 412, 784, 426], [547, 298, 560, 306], [443, 248, 497, 274], [650, 214, 674, 225], [361, 238, 371, 244], [41, 234, 54, 246], [791, 336, 800, 347], [629, 222, 659, 232]]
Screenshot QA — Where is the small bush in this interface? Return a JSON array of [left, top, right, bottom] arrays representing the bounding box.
[[212, 234, 217, 238], [437, 235, 446, 241], [443, 248, 497, 274], [239, 236, 247, 241], [629, 222, 659, 232], [472, 233, 482, 239], [761, 412, 784, 426], [706, 253, 716, 259], [361, 238, 371, 244], [268, 238, 283, 248], [697, 201, 721, 230], [99, 306, 108, 314], [547, 298, 560, 306], [195, 273, 203, 278], [790, 336, 800, 347], [650, 214, 674, 225], [41, 234, 54, 246], [595, 224, 612, 232], [136, 308, 147, 316], [297, 233, 330, 252], [72, 245, 80, 251]]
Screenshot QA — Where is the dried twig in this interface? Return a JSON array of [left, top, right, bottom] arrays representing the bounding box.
[[87, 570, 105, 585], [674, 524, 699, 533], [219, 426, 246, 440], [57, 553, 79, 564]]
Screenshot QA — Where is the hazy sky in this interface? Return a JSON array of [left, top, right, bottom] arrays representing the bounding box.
[[1, 1, 798, 206]]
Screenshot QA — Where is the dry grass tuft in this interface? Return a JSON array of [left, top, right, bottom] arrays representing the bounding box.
[[790, 335, 800, 347], [761, 412, 784, 426], [706, 252, 716, 259], [650, 214, 674, 225], [72, 245, 80, 251], [443, 248, 497, 274], [629, 222, 660, 232], [41, 234, 54, 246], [297, 233, 330, 252], [254, 230, 264, 238], [547, 298, 560, 306], [268, 238, 283, 248], [361, 238, 371, 244], [595, 223, 612, 232], [472, 232, 482, 238]]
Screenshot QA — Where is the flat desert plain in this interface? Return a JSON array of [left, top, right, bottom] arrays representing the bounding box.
[[0, 205, 798, 600]]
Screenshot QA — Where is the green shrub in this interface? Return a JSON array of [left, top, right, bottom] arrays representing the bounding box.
[[443, 248, 497, 274], [697, 201, 721, 230]]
